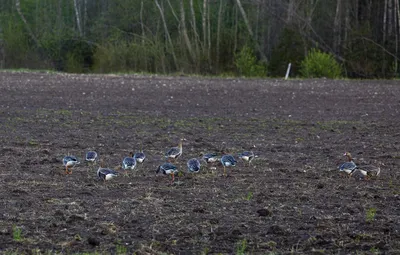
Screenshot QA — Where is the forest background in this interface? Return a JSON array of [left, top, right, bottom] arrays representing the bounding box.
[[0, 0, 399, 79]]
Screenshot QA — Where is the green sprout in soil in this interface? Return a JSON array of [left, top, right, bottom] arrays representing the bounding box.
[[366, 208, 377, 222], [116, 243, 127, 255], [201, 247, 210, 255], [266, 240, 277, 251], [235, 239, 247, 255], [245, 191, 253, 201], [12, 225, 22, 241], [370, 247, 380, 254], [28, 139, 39, 146]]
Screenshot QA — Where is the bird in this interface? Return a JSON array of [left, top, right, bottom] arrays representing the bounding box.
[[97, 162, 119, 182], [339, 152, 357, 178], [62, 155, 80, 174], [239, 151, 255, 166], [165, 138, 184, 162], [122, 152, 137, 173], [134, 151, 146, 164], [187, 158, 201, 173], [220, 155, 237, 177], [201, 152, 219, 173], [356, 161, 382, 180], [85, 151, 98, 164], [202, 153, 219, 164], [156, 163, 179, 184]]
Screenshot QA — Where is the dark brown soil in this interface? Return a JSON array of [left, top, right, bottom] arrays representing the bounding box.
[[0, 72, 399, 254]]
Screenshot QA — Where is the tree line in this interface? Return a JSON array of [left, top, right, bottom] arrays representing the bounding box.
[[0, 0, 399, 78]]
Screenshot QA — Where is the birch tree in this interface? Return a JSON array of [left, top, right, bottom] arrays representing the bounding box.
[[235, 0, 268, 63], [73, 0, 83, 36], [154, 0, 178, 70], [180, 0, 195, 63]]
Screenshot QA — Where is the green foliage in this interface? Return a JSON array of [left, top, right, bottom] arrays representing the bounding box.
[[0, 14, 36, 68], [366, 207, 377, 222], [300, 48, 342, 78], [269, 28, 305, 77], [235, 46, 267, 77]]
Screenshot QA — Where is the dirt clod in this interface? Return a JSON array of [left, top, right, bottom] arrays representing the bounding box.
[[257, 208, 272, 217]]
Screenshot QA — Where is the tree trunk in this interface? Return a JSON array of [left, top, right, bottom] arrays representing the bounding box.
[[207, 1, 211, 67], [140, 0, 145, 46], [388, 0, 393, 37], [216, 0, 224, 72], [57, 0, 62, 33], [15, 0, 41, 47], [344, 0, 350, 43], [189, 0, 200, 71], [83, 0, 87, 36], [73, 0, 83, 36], [234, 4, 238, 53], [202, 0, 207, 53], [140, 0, 147, 70], [383, 0, 388, 44], [154, 0, 178, 70], [333, 0, 341, 53], [234, 0, 268, 63], [383, 0, 388, 76], [287, 0, 295, 24], [394, 0, 400, 75], [180, 0, 195, 63], [166, 0, 180, 24]]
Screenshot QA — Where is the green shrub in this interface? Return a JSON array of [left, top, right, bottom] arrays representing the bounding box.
[[300, 48, 342, 78], [235, 46, 267, 77]]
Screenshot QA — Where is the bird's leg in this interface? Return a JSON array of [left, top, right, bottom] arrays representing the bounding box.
[[65, 166, 69, 174], [171, 173, 175, 184], [223, 166, 226, 177]]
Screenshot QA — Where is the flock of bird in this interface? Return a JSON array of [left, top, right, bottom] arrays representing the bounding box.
[[62, 139, 255, 184], [62, 139, 380, 184]]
